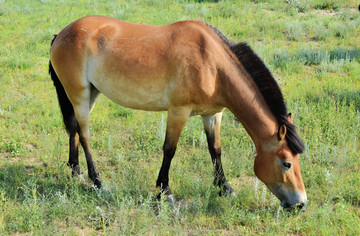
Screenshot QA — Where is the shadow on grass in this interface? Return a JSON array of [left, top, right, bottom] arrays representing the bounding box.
[[0, 162, 97, 202], [0, 162, 297, 220]]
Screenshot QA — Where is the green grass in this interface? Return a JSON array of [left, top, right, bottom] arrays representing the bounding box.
[[0, 0, 359, 234]]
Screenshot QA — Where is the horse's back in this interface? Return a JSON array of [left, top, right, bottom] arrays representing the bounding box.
[[50, 16, 226, 113]]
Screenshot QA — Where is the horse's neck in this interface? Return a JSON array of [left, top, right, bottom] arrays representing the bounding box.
[[221, 68, 278, 147]]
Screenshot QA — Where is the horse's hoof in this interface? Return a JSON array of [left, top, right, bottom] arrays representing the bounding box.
[[219, 183, 236, 197], [94, 178, 102, 189], [164, 194, 176, 204], [156, 186, 176, 204], [157, 193, 176, 205], [71, 165, 82, 176], [157, 185, 172, 198]]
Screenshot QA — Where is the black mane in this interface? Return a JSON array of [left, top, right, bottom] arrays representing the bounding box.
[[206, 23, 305, 154]]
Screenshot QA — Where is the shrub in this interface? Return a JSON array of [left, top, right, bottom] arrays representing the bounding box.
[[285, 20, 303, 41], [286, 0, 310, 13]]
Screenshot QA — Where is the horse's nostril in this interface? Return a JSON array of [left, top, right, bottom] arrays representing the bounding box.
[[296, 202, 308, 211], [282, 202, 306, 211], [282, 202, 292, 209]]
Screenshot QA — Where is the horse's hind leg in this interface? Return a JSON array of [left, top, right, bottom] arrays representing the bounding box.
[[202, 112, 234, 196], [72, 86, 101, 188], [156, 107, 191, 201], [68, 85, 99, 177]]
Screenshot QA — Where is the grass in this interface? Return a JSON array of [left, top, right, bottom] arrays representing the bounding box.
[[0, 0, 359, 234]]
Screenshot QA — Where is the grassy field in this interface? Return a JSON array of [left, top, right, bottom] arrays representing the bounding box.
[[1, 0, 360, 234]]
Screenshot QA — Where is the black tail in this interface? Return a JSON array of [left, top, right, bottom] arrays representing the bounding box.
[[49, 35, 77, 134]]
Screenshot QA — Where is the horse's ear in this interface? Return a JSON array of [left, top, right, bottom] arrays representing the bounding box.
[[288, 113, 293, 124], [277, 124, 287, 141]]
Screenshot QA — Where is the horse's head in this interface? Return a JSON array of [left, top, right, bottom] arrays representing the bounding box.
[[254, 116, 307, 210]]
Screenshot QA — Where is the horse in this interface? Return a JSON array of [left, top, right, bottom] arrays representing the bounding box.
[[49, 15, 307, 209]]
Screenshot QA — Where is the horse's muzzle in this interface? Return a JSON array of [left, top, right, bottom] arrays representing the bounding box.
[[281, 200, 308, 211]]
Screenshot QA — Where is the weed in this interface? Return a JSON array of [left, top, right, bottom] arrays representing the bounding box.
[[272, 46, 360, 74], [1, 140, 21, 157], [310, 22, 331, 41], [110, 105, 135, 119], [109, 2, 130, 19], [313, 0, 343, 11], [211, 1, 238, 18], [286, 0, 310, 13], [329, 21, 349, 38], [285, 20, 303, 41]]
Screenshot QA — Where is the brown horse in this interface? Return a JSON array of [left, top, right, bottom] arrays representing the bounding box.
[[49, 16, 307, 209]]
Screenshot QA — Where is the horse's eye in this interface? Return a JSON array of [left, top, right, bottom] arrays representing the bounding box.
[[282, 162, 292, 170]]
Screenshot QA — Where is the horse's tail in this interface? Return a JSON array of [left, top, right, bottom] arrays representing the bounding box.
[[49, 34, 77, 134]]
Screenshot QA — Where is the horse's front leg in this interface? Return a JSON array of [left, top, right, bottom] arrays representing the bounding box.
[[202, 113, 234, 196], [156, 107, 191, 202]]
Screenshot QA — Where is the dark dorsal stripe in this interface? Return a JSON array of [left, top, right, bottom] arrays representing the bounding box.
[[206, 23, 305, 154]]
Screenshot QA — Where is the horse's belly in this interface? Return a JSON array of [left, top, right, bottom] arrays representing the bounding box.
[[86, 51, 173, 111], [90, 74, 170, 111]]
